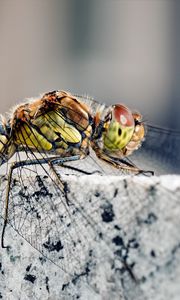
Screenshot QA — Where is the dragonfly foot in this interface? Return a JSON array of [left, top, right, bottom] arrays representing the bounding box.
[[137, 170, 154, 176]]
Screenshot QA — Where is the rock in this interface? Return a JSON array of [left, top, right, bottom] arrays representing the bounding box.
[[0, 174, 180, 300]]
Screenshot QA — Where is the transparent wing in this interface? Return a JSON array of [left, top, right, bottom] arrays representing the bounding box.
[[131, 124, 180, 175], [0, 151, 114, 278], [74, 94, 103, 114]]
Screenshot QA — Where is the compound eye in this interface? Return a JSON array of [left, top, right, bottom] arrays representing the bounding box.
[[113, 104, 134, 127]]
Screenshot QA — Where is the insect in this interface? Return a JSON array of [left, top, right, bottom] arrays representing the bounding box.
[[0, 90, 179, 279]]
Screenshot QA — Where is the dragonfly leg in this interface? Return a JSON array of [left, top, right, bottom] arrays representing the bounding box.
[[57, 164, 101, 175], [94, 149, 154, 175], [47, 155, 82, 205], [125, 157, 154, 176], [1, 161, 22, 248]]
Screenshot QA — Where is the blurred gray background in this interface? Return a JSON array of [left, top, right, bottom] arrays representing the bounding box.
[[0, 0, 180, 129]]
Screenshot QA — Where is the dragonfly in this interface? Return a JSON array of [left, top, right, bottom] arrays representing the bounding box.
[[0, 90, 179, 280]]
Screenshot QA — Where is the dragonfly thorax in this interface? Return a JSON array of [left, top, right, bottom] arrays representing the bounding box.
[[1, 91, 95, 164]]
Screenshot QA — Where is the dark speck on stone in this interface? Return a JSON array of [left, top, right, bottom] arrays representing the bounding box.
[[145, 213, 157, 225], [101, 203, 115, 222], [45, 276, 50, 293], [89, 249, 93, 257], [113, 188, 118, 197], [72, 265, 90, 285], [94, 191, 100, 197], [115, 246, 128, 260], [123, 179, 128, 189], [151, 250, 156, 257], [26, 264, 32, 272], [99, 232, 103, 239], [137, 212, 157, 225], [112, 236, 124, 246], [128, 239, 139, 249], [39, 256, 46, 264], [149, 185, 156, 195], [119, 266, 126, 274], [24, 274, 36, 284], [114, 224, 121, 231], [141, 276, 146, 283], [43, 238, 63, 252], [62, 282, 69, 291]]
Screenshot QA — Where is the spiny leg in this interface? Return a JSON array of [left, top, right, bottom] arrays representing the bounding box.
[[114, 156, 154, 175], [47, 155, 82, 205], [94, 149, 154, 175], [1, 162, 15, 248], [52, 163, 101, 176]]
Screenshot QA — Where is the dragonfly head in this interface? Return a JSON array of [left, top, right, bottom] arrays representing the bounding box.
[[0, 117, 15, 166], [102, 104, 145, 154]]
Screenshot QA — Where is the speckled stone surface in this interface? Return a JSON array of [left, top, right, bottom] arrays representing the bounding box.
[[0, 175, 180, 300]]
